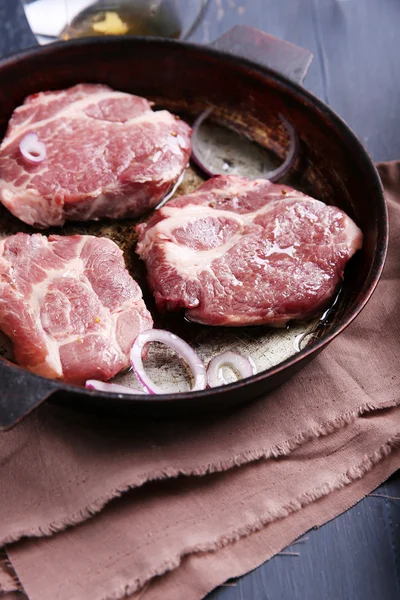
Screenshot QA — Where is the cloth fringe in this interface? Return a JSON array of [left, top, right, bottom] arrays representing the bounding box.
[[2, 398, 399, 548]]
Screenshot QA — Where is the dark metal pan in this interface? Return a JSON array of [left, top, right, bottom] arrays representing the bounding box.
[[0, 26, 387, 429]]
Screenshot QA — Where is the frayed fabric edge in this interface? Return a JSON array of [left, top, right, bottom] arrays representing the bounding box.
[[97, 432, 400, 600], [0, 551, 21, 594], [1, 398, 399, 547]]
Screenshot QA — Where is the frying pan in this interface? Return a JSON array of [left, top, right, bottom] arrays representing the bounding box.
[[0, 26, 387, 429]]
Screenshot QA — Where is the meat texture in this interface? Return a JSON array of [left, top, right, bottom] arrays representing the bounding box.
[[0, 84, 191, 228], [136, 175, 363, 327], [0, 233, 153, 383]]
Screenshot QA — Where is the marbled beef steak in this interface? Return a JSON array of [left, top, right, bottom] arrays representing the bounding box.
[[0, 233, 153, 383], [136, 175, 363, 327], [0, 84, 191, 228]]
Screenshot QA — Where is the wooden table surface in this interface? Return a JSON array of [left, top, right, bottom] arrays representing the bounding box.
[[1, 1, 399, 599]]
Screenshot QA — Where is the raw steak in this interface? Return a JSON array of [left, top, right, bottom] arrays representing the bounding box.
[[0, 84, 191, 228], [0, 233, 153, 383], [136, 175, 363, 326]]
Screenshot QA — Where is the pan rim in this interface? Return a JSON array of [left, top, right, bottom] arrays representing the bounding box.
[[0, 35, 388, 403]]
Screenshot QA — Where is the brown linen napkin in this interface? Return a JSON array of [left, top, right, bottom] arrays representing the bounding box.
[[7, 409, 400, 600], [0, 161, 399, 600], [0, 552, 20, 597]]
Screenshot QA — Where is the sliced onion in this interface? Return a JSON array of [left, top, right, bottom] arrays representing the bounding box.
[[206, 351, 257, 388], [191, 108, 215, 177], [155, 169, 185, 209], [85, 380, 146, 395], [130, 329, 206, 394], [262, 114, 299, 182], [191, 110, 298, 183], [19, 132, 46, 164]]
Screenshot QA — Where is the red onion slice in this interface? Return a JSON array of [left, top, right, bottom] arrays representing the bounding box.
[[191, 108, 215, 177], [155, 170, 185, 209], [130, 329, 206, 394], [86, 380, 146, 395], [191, 110, 298, 182], [206, 351, 257, 388], [262, 114, 299, 182], [19, 132, 46, 164]]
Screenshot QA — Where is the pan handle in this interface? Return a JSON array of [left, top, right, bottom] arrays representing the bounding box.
[[0, 359, 57, 431], [210, 25, 313, 85]]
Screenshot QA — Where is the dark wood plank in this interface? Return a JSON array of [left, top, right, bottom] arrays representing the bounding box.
[[306, 0, 400, 163], [191, 0, 400, 162], [0, 0, 37, 58], [208, 472, 400, 600]]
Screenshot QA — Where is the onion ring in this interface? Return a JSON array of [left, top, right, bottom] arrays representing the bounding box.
[[191, 109, 298, 182], [19, 132, 46, 164], [206, 351, 256, 388], [85, 380, 146, 395], [130, 329, 206, 394]]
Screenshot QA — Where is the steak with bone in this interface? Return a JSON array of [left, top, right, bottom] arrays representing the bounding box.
[[0, 84, 191, 228], [0, 233, 153, 383], [136, 175, 363, 327]]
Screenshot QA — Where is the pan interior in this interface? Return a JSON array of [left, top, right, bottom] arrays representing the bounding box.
[[0, 109, 346, 394], [0, 39, 379, 395]]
